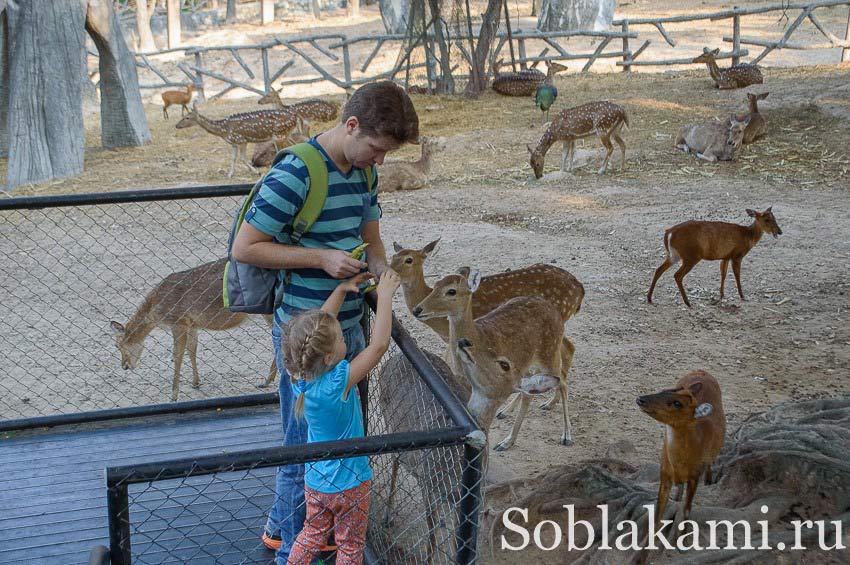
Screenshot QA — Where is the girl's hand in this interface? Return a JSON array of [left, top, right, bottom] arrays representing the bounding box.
[[337, 272, 374, 294], [376, 269, 401, 300]]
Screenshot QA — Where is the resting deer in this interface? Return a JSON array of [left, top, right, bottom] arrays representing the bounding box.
[[161, 85, 194, 120], [739, 92, 769, 144], [647, 207, 782, 307], [693, 47, 763, 89], [528, 101, 628, 178], [636, 370, 725, 548], [491, 59, 564, 97], [378, 137, 444, 192], [250, 121, 311, 169], [675, 114, 750, 162], [414, 268, 573, 450], [175, 106, 301, 177], [110, 259, 277, 402]]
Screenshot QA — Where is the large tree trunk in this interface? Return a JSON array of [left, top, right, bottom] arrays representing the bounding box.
[[86, 0, 151, 149], [347, 0, 360, 18], [379, 0, 410, 34], [226, 0, 236, 23], [427, 0, 454, 94], [464, 0, 502, 97], [134, 0, 156, 51], [0, 8, 9, 158], [5, 0, 88, 189], [537, 0, 616, 32]]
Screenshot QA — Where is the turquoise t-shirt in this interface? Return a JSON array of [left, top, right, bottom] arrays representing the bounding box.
[[293, 360, 373, 493]]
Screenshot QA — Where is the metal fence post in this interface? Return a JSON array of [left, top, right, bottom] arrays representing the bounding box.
[[106, 481, 132, 565], [621, 20, 632, 72], [732, 8, 741, 65], [457, 430, 486, 564]]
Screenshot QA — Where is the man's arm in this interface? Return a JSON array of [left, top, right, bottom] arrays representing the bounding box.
[[232, 223, 366, 278], [361, 220, 389, 278]]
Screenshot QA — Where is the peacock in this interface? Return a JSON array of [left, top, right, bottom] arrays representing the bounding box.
[[534, 62, 567, 123]]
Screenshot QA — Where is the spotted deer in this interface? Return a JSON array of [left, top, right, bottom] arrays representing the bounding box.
[[528, 101, 628, 178], [414, 268, 573, 450], [175, 106, 301, 177], [492, 59, 566, 97], [693, 48, 763, 89], [739, 92, 769, 144], [110, 259, 277, 402]]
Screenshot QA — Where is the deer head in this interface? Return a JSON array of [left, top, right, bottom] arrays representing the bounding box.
[[636, 382, 714, 426], [413, 267, 480, 321], [692, 47, 720, 64], [527, 144, 545, 179], [390, 239, 439, 283], [746, 207, 782, 238], [726, 114, 751, 148], [110, 321, 144, 370]]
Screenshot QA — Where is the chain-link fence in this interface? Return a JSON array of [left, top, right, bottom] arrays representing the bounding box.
[[0, 185, 282, 423], [102, 308, 485, 564]]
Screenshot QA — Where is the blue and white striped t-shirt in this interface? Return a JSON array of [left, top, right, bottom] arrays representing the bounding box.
[[244, 138, 380, 330]]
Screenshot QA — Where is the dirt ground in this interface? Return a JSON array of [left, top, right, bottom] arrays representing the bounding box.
[[2, 0, 850, 557]]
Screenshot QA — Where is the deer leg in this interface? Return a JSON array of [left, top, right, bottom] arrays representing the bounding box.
[[696, 152, 718, 162], [493, 393, 532, 452], [382, 457, 400, 527], [228, 145, 238, 178], [495, 393, 520, 420], [162, 105, 168, 120], [655, 476, 672, 538], [719, 259, 729, 301], [673, 260, 698, 308], [240, 143, 259, 174], [598, 134, 614, 175], [732, 257, 745, 300], [181, 104, 188, 116], [682, 476, 699, 522], [613, 132, 626, 171], [567, 140, 576, 172], [648, 256, 675, 304], [560, 141, 568, 172], [171, 330, 189, 402], [704, 465, 713, 486], [541, 337, 573, 411], [187, 329, 200, 389]]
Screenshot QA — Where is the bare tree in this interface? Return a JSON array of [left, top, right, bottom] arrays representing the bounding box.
[[464, 0, 502, 97], [226, 0, 236, 23], [135, 0, 156, 51]]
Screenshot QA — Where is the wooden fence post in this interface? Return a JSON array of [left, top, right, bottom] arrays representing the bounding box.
[[621, 20, 632, 72], [843, 6, 850, 62], [194, 51, 206, 101], [261, 0, 274, 25], [732, 8, 741, 65], [261, 48, 271, 93], [518, 38, 528, 69]]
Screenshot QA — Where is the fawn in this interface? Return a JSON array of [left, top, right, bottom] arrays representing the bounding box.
[[414, 268, 573, 450], [378, 137, 445, 192], [161, 85, 195, 120], [636, 370, 725, 539], [647, 208, 782, 307], [693, 48, 763, 89], [675, 114, 750, 162], [528, 101, 628, 177], [739, 92, 769, 144], [111, 259, 276, 402]]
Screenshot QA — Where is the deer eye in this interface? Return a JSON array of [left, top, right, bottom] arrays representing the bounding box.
[[404, 258, 413, 264], [498, 361, 510, 371], [673, 400, 683, 409], [447, 289, 456, 296]]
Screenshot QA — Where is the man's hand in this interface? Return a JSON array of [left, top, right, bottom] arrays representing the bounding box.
[[321, 250, 368, 279]]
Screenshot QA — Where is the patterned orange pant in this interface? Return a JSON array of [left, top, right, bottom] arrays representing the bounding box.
[[287, 480, 371, 565]]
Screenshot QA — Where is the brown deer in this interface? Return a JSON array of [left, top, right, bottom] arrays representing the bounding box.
[[378, 136, 445, 192], [250, 121, 311, 169], [528, 101, 628, 178], [110, 259, 277, 402], [636, 370, 725, 547], [414, 268, 573, 450], [175, 106, 301, 177], [161, 84, 194, 120], [739, 92, 769, 144], [693, 48, 763, 89], [647, 208, 782, 307], [675, 114, 751, 162]]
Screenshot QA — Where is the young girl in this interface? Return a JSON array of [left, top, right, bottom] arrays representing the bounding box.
[[283, 269, 400, 565]]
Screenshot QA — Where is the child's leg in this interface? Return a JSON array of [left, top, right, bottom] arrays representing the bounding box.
[[287, 487, 335, 565], [329, 481, 371, 565]]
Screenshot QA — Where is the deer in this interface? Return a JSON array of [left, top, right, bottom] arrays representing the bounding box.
[[738, 92, 769, 144], [675, 114, 751, 162], [378, 136, 444, 192], [250, 121, 311, 169], [491, 58, 563, 97], [161, 84, 194, 120], [528, 101, 628, 178], [175, 106, 301, 177], [391, 240, 583, 414], [647, 207, 782, 307], [693, 47, 763, 89], [636, 370, 725, 549], [258, 90, 340, 127], [110, 259, 277, 402], [414, 268, 573, 451]]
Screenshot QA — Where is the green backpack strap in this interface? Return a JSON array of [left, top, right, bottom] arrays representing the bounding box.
[[274, 143, 329, 243]]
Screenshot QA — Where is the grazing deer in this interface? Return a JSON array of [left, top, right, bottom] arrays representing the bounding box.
[[161, 85, 194, 120], [636, 370, 725, 540], [414, 268, 573, 450], [675, 115, 750, 162], [693, 48, 763, 89], [528, 101, 628, 178], [647, 208, 782, 307], [110, 259, 277, 402], [739, 92, 769, 144], [378, 137, 445, 192], [176, 106, 300, 177]]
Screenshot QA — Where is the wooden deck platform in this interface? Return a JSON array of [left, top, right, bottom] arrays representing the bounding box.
[[0, 404, 283, 564]]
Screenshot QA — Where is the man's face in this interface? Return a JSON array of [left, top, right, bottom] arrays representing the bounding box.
[[343, 118, 402, 168]]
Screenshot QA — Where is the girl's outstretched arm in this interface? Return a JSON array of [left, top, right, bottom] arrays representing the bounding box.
[[347, 270, 400, 393]]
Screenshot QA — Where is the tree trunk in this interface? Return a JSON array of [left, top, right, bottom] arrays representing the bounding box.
[[378, 0, 410, 34], [85, 0, 151, 149], [5, 0, 88, 189], [537, 0, 616, 32], [464, 0, 502, 97], [0, 8, 9, 158], [311, 0, 321, 19], [134, 0, 156, 51], [226, 0, 236, 23], [426, 0, 454, 94], [347, 0, 360, 18]]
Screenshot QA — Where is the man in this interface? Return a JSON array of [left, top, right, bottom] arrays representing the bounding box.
[[232, 81, 419, 563]]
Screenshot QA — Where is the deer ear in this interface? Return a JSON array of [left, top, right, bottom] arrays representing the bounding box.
[[422, 239, 440, 254], [688, 382, 703, 395], [712, 48, 720, 55], [746, 209, 756, 217], [766, 206, 772, 213], [527, 144, 533, 154], [468, 269, 482, 293], [457, 266, 471, 279], [392, 242, 403, 252], [694, 403, 714, 419], [110, 321, 125, 334]]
